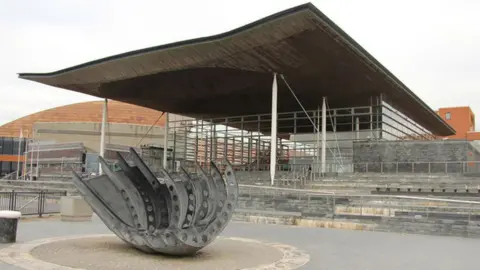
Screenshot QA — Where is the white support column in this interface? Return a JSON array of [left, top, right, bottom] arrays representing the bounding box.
[[355, 117, 360, 140], [99, 98, 108, 175], [23, 140, 28, 180], [29, 139, 34, 180], [163, 113, 169, 169], [35, 142, 40, 178], [316, 106, 320, 175], [321, 97, 327, 175], [16, 129, 23, 180], [270, 73, 278, 186]]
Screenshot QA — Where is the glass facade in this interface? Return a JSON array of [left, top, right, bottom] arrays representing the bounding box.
[[382, 101, 434, 140], [168, 98, 436, 174], [0, 137, 26, 177]]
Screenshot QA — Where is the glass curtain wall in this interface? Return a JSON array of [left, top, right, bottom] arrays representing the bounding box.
[[382, 101, 434, 140], [168, 100, 433, 174]]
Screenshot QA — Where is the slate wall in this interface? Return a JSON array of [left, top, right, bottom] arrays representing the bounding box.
[[352, 140, 480, 173]]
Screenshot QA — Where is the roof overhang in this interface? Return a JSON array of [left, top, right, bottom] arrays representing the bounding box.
[[18, 2, 454, 136]]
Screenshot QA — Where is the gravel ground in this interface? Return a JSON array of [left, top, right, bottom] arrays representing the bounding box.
[[1, 215, 480, 270]]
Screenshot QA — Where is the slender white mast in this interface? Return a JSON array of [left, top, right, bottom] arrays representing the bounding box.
[[321, 97, 327, 175], [16, 129, 23, 180], [99, 98, 108, 174], [270, 73, 278, 186], [163, 113, 169, 169], [35, 142, 40, 178]]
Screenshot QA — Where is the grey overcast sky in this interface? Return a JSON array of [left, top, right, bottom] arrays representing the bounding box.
[[0, 0, 479, 127]]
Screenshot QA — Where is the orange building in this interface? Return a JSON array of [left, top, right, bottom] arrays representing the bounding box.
[[436, 106, 480, 140]]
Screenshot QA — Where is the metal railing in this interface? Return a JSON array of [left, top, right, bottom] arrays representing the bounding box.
[[233, 160, 480, 175], [1, 171, 17, 180], [354, 161, 480, 175], [0, 191, 67, 217]]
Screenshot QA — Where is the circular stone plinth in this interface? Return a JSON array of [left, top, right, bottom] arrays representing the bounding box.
[[0, 234, 309, 270]]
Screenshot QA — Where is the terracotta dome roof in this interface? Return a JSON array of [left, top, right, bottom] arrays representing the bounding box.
[[0, 100, 165, 138]]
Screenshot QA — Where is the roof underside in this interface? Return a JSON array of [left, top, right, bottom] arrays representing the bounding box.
[[18, 3, 454, 136]]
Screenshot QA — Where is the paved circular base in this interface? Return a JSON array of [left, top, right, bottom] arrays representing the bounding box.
[[0, 234, 309, 270]]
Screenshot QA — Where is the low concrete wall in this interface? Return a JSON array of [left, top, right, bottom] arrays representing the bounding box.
[[233, 210, 480, 238], [374, 216, 480, 238], [237, 193, 337, 218], [60, 196, 93, 222], [5, 177, 480, 238]]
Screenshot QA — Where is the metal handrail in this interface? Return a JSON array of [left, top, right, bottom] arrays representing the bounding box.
[[0, 190, 66, 217], [234, 160, 480, 175], [1, 171, 17, 180], [18, 195, 40, 210], [239, 184, 335, 195]]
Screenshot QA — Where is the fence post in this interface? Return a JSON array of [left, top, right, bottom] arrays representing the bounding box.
[[366, 163, 369, 173], [38, 191, 45, 218], [428, 163, 431, 174], [412, 163, 414, 173], [43, 191, 47, 216], [37, 191, 42, 217], [380, 163, 384, 174], [9, 190, 15, 211]]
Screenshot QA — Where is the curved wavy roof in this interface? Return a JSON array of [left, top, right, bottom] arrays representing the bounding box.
[[0, 101, 166, 138], [18, 3, 454, 136]]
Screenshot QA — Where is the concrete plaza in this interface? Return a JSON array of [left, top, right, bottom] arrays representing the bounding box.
[[0, 215, 479, 270]]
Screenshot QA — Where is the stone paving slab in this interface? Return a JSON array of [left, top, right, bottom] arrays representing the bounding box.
[[0, 234, 309, 270], [29, 236, 283, 270]]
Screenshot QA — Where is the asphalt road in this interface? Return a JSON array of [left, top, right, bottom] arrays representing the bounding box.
[[1, 216, 480, 270]]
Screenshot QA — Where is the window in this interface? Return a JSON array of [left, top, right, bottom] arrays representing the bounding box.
[[445, 112, 451, 120]]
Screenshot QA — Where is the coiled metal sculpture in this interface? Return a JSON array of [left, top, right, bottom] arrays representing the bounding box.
[[71, 148, 238, 256]]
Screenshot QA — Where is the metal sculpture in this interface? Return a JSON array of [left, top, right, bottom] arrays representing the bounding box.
[[71, 148, 238, 256]]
